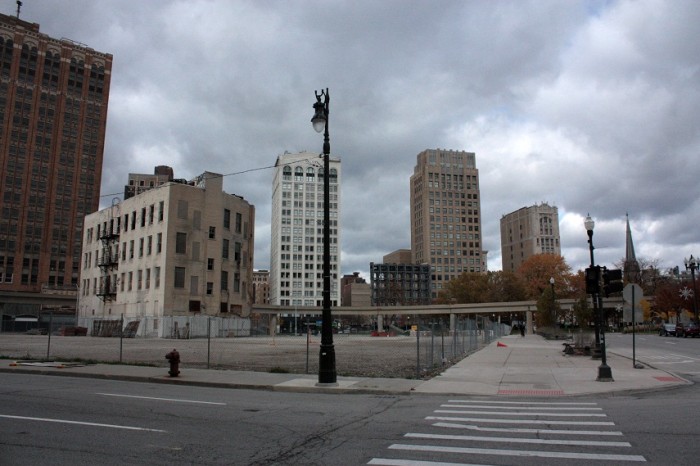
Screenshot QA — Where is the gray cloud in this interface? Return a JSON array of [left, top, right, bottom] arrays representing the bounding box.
[[20, 0, 700, 278]]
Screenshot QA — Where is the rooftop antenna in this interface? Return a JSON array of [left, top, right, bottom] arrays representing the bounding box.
[[16, 1, 22, 19]]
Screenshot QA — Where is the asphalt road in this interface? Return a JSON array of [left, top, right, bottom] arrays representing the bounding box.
[[1, 369, 698, 465], [606, 331, 700, 382]]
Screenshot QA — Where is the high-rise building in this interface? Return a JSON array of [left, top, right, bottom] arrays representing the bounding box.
[[500, 202, 560, 272], [410, 149, 485, 299], [79, 172, 255, 335], [0, 14, 112, 300], [269, 151, 341, 307]]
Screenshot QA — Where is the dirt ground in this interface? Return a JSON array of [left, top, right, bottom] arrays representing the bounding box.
[[0, 332, 482, 379]]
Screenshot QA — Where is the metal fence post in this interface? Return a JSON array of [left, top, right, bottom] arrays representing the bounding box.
[[207, 317, 211, 369], [46, 310, 53, 360], [430, 320, 435, 368], [416, 324, 420, 378], [119, 314, 124, 363]]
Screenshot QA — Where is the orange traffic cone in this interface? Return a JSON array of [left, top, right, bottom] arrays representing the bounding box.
[[497, 341, 508, 347]]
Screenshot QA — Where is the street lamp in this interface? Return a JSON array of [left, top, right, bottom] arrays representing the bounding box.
[[311, 88, 337, 386], [585, 215, 599, 354], [684, 255, 699, 322], [549, 277, 555, 325], [584, 214, 613, 382]]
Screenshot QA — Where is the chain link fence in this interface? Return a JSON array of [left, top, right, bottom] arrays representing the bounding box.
[[1, 313, 510, 379]]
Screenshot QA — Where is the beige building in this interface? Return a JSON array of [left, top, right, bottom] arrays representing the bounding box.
[[383, 249, 412, 264], [269, 151, 341, 307], [124, 165, 174, 200], [500, 202, 560, 272], [252, 269, 270, 305], [78, 172, 254, 336], [340, 272, 371, 307], [410, 149, 485, 299]]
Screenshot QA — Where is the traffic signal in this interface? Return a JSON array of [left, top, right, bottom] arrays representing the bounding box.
[[585, 266, 600, 294], [602, 268, 624, 297]]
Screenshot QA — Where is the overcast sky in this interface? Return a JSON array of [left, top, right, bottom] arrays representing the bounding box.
[[16, 0, 700, 277]]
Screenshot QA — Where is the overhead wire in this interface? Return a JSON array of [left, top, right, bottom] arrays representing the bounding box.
[[98, 153, 323, 200]]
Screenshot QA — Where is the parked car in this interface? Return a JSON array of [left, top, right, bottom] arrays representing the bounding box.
[[659, 323, 676, 336], [675, 321, 700, 338]]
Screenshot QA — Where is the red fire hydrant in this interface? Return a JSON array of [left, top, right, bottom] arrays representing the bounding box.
[[165, 349, 180, 377]]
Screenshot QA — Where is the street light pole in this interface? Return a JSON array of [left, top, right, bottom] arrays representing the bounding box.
[[311, 88, 337, 386], [585, 215, 600, 354], [585, 214, 613, 382], [684, 255, 699, 322], [549, 276, 555, 326]]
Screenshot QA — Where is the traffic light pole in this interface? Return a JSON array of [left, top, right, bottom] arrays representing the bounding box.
[[596, 267, 618, 382]]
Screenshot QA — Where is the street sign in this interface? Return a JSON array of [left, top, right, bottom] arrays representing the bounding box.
[[623, 283, 643, 322]]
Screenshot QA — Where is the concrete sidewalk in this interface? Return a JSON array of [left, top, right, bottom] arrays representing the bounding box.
[[1, 334, 691, 396]]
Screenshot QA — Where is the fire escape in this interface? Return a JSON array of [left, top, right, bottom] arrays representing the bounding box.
[[96, 200, 120, 302]]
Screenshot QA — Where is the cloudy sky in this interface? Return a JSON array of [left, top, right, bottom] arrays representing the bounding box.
[[16, 0, 700, 277]]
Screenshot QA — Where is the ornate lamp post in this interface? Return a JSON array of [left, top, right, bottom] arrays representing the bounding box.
[[684, 255, 699, 322], [311, 88, 337, 385], [584, 215, 600, 354], [585, 214, 613, 382]]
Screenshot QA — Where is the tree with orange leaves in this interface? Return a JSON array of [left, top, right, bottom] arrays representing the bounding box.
[[516, 254, 573, 300]]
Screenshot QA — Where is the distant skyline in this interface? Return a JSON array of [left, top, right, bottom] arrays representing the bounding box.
[[15, 0, 700, 278]]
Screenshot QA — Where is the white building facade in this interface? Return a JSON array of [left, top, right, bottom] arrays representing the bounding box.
[[270, 151, 341, 307], [78, 172, 255, 337]]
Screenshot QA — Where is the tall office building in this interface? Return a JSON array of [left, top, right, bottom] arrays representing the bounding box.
[[270, 151, 341, 307], [500, 202, 560, 272], [410, 149, 485, 299], [0, 13, 112, 298]]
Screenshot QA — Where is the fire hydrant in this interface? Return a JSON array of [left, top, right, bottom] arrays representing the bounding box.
[[165, 349, 180, 377]]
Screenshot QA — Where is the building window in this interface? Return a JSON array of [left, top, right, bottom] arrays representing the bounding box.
[[206, 282, 213, 295], [177, 200, 188, 219], [224, 209, 231, 229], [208, 258, 214, 270], [221, 270, 228, 291], [176, 232, 187, 254], [147, 236, 152, 255], [157, 233, 162, 253], [222, 238, 229, 259], [154, 267, 160, 288], [158, 201, 164, 221], [235, 212, 242, 233], [209, 226, 215, 239], [174, 267, 186, 288]]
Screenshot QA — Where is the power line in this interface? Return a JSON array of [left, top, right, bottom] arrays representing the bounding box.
[[99, 154, 322, 199]]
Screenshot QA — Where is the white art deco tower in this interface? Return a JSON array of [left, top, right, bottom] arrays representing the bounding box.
[[270, 151, 341, 307]]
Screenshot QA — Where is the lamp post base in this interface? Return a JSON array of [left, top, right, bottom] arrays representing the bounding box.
[[596, 363, 614, 382], [317, 343, 337, 386]]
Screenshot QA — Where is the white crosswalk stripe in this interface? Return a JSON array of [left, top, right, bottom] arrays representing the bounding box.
[[368, 399, 646, 465]]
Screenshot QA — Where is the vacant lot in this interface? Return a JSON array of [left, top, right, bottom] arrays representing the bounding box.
[[0, 332, 488, 379]]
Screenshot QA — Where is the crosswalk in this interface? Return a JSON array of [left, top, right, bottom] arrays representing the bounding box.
[[369, 399, 646, 465]]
